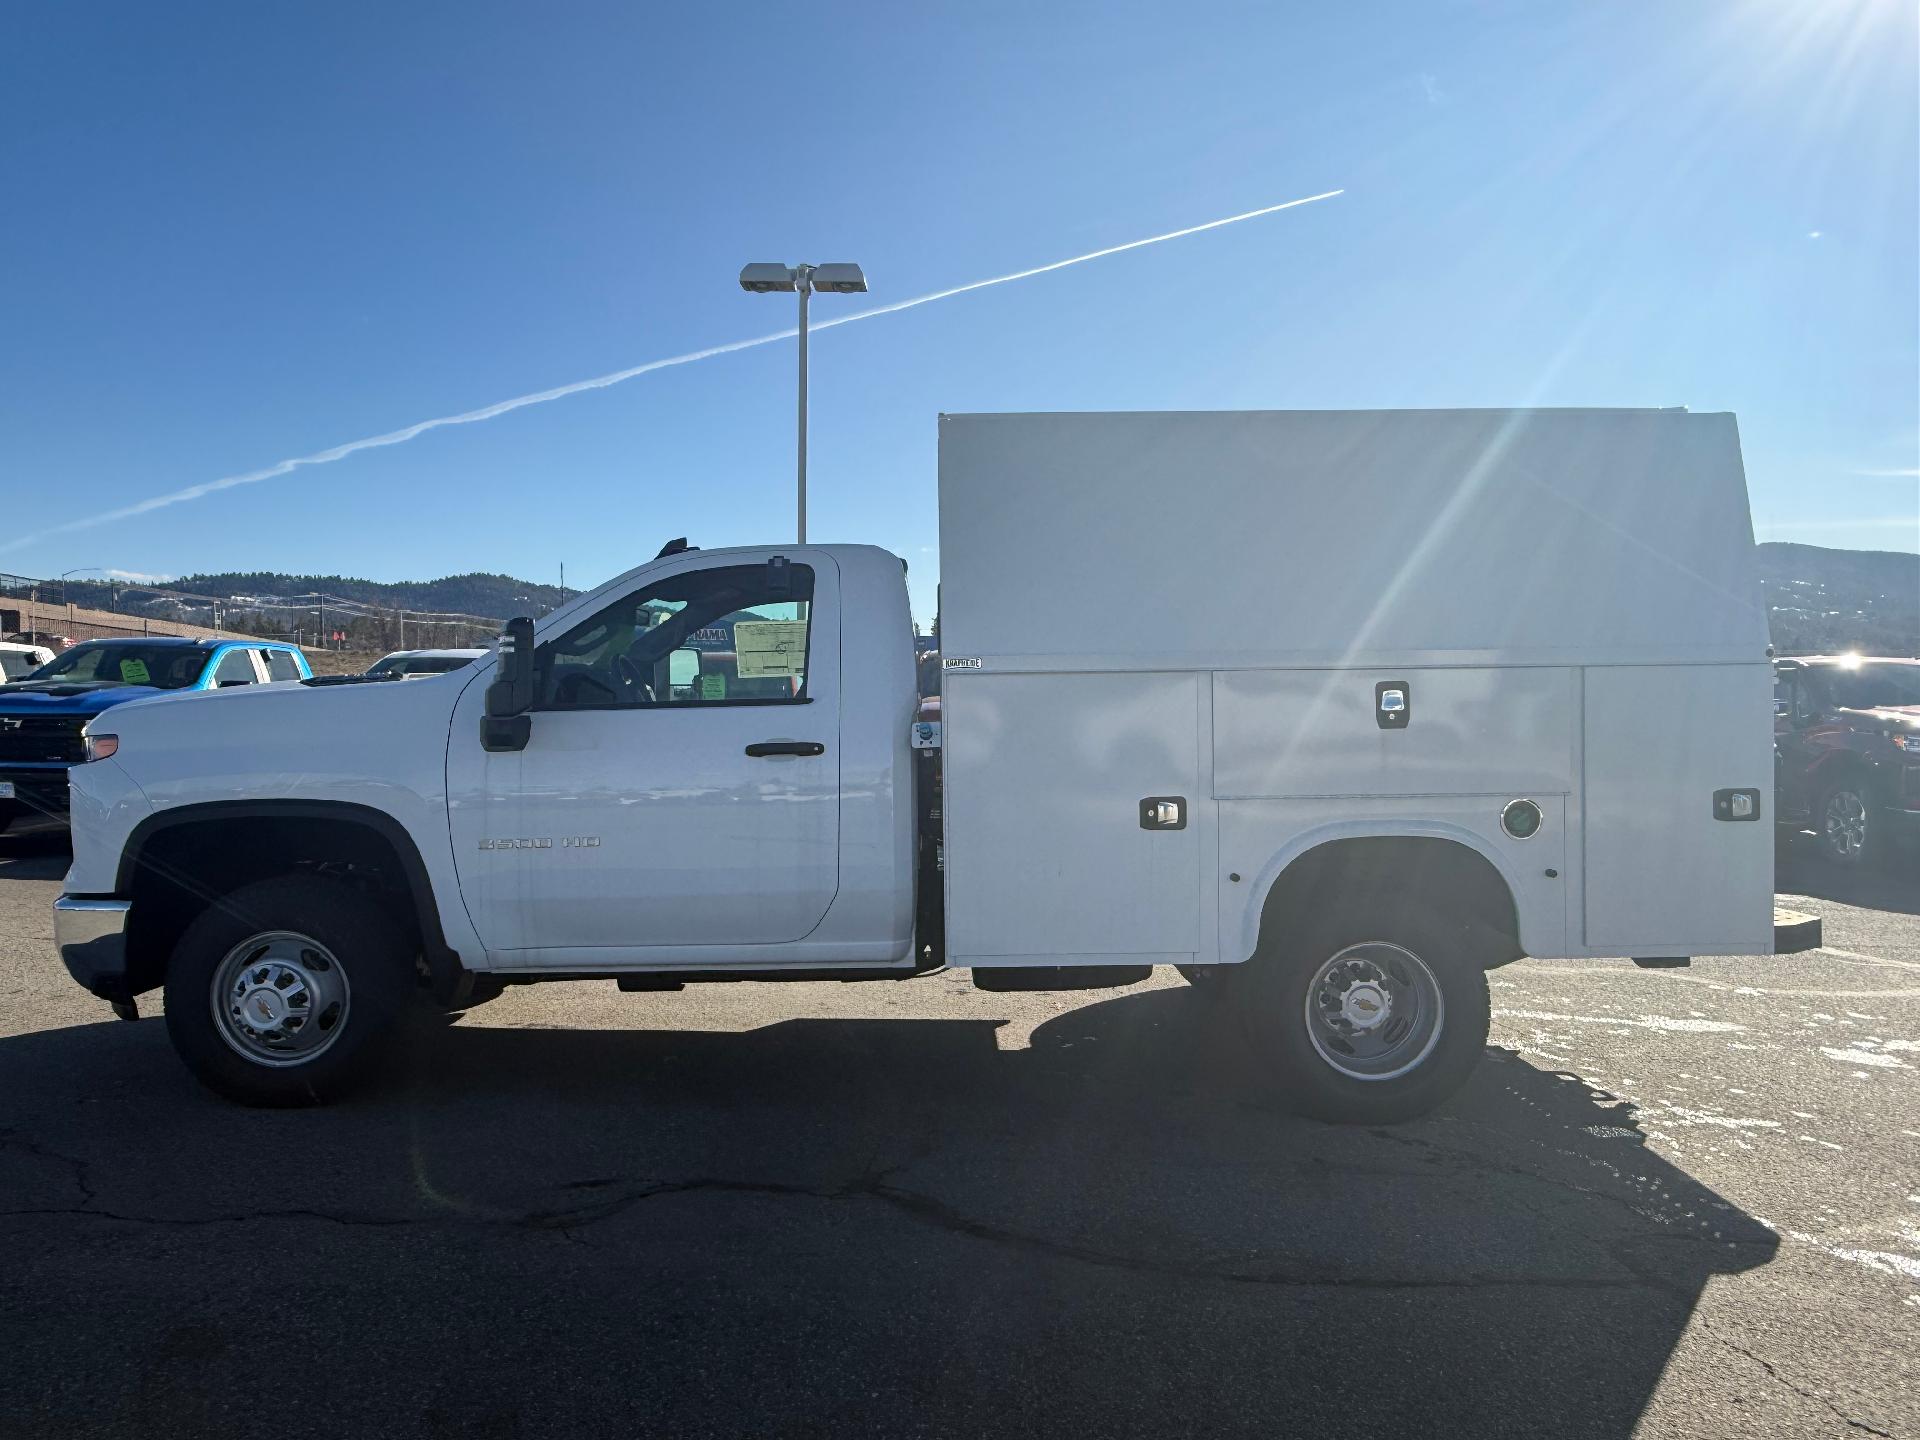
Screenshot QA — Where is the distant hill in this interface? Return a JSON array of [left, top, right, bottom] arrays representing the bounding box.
[[1757, 543, 1918, 657], [170, 571, 570, 620], [131, 543, 1920, 657]]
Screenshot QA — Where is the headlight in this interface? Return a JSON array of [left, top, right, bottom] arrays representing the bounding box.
[[83, 733, 118, 762]]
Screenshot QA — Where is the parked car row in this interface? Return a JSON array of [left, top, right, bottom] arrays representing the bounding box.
[[0, 636, 488, 832], [0, 640, 56, 681], [1774, 654, 1920, 866], [0, 637, 313, 831]]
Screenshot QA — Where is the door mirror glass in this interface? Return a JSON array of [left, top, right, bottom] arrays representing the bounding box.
[[668, 648, 700, 696], [481, 617, 537, 753], [487, 618, 536, 717]]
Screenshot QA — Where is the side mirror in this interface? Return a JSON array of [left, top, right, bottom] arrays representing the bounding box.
[[481, 617, 536, 753]]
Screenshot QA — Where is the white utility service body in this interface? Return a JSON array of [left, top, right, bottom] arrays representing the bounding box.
[[54, 408, 1801, 1114], [936, 408, 1776, 968]]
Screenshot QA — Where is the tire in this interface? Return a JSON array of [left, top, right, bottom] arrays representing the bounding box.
[[1233, 899, 1490, 1124], [164, 875, 414, 1106], [1814, 782, 1874, 867]]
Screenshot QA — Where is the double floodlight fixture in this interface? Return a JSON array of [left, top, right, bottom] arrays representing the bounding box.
[[738, 262, 868, 295]]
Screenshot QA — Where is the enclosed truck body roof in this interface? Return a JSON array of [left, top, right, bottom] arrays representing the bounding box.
[[937, 409, 1767, 671]]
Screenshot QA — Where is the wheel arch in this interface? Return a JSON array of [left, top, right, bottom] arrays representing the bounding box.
[[1806, 750, 1876, 801], [1241, 822, 1525, 969], [117, 800, 465, 1001]]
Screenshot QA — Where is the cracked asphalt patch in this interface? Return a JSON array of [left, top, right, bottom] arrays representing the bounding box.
[[1, 829, 1914, 1438]]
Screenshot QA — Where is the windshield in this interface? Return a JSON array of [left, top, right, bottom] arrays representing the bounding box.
[[1827, 663, 1920, 710], [26, 643, 206, 688], [0, 651, 44, 680]]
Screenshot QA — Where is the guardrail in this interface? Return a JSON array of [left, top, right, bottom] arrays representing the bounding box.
[[2, 572, 504, 652]]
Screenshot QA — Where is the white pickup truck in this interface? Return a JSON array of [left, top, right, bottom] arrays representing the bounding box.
[[54, 409, 1817, 1117]]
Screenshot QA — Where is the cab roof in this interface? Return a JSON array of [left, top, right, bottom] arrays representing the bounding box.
[[69, 636, 296, 649]]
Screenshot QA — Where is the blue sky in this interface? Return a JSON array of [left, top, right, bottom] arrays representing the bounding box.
[[2, 0, 1914, 621]]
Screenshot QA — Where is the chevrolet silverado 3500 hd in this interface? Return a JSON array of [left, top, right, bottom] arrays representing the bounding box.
[[52, 410, 1818, 1117]]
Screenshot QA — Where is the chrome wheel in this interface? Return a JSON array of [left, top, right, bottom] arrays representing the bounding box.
[[210, 931, 351, 1067], [1303, 941, 1445, 1082], [1822, 789, 1869, 861]]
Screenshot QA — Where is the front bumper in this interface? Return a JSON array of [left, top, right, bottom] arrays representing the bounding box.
[[0, 766, 72, 821], [54, 896, 132, 999]]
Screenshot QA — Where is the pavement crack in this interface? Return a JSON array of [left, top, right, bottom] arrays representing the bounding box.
[[1700, 1318, 1897, 1438], [861, 1180, 1649, 1291], [0, 1129, 96, 1207], [0, 1204, 429, 1230], [0, 1169, 1662, 1292]]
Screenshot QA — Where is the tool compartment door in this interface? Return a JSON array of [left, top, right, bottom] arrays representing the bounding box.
[[944, 671, 1203, 962], [1582, 663, 1774, 953]]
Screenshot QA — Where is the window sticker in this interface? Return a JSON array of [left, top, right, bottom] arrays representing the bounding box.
[[697, 672, 728, 700], [733, 620, 808, 678], [118, 658, 151, 684]]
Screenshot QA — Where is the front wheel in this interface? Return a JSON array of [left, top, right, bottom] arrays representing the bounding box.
[[164, 875, 414, 1106], [1233, 901, 1490, 1124]]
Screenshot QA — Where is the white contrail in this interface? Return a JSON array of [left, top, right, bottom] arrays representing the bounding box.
[[4, 189, 1342, 553]]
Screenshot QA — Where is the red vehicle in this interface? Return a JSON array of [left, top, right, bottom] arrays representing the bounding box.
[[1774, 656, 1920, 865]]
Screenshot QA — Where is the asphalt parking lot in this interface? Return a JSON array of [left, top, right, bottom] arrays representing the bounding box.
[[1, 828, 1914, 1440]]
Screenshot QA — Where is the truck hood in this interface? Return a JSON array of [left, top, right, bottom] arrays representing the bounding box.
[[0, 683, 174, 716], [99, 661, 488, 797], [1841, 704, 1920, 726]]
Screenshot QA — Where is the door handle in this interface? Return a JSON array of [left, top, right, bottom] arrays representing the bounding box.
[[745, 741, 826, 757]]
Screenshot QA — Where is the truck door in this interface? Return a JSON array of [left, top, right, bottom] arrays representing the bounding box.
[[447, 552, 841, 957], [1583, 663, 1773, 954], [943, 671, 1204, 964]]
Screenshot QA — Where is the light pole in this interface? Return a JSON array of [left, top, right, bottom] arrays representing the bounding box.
[[739, 262, 867, 543], [59, 567, 107, 608]]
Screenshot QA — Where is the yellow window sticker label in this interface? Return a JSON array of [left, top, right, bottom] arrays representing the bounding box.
[[733, 620, 807, 678], [118, 659, 151, 684]]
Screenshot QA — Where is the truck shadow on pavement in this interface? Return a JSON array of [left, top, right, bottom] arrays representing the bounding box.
[[1, 984, 1778, 1440]]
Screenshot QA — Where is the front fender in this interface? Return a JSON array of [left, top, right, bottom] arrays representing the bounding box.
[[64, 758, 153, 894]]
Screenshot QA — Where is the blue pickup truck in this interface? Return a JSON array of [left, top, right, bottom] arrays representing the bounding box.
[[0, 636, 311, 832]]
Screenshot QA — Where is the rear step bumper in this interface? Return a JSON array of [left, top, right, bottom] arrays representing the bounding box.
[[1773, 907, 1822, 955], [1633, 905, 1822, 969], [972, 965, 1152, 992]]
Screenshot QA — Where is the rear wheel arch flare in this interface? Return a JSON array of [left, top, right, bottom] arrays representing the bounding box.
[[1248, 830, 1523, 968]]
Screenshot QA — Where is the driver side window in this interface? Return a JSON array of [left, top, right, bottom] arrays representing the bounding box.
[[1792, 676, 1820, 724], [536, 561, 813, 711]]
